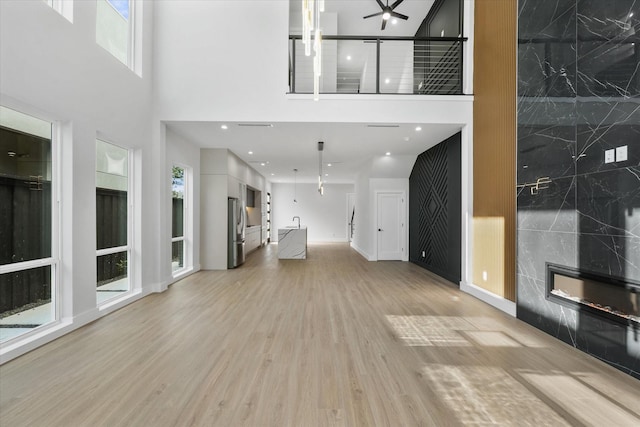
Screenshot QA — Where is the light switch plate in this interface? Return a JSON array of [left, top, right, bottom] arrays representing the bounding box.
[[616, 145, 628, 162], [605, 149, 615, 163]]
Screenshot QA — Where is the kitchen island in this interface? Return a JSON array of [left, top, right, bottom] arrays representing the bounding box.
[[277, 227, 307, 259]]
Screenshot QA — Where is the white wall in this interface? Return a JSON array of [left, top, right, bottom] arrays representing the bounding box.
[[0, 0, 157, 362], [272, 183, 354, 242]]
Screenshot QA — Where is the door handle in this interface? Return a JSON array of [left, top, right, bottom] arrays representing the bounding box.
[[378, 228, 383, 231]]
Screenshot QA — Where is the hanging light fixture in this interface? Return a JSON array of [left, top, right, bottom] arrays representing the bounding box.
[[302, 0, 324, 100], [317, 141, 324, 195], [293, 168, 298, 203]]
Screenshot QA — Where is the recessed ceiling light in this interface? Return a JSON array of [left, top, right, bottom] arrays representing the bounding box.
[[260, 162, 266, 166], [325, 173, 329, 177], [248, 151, 253, 155], [347, 55, 352, 60], [271, 173, 275, 176], [220, 124, 228, 130], [385, 152, 391, 156], [238, 123, 273, 127], [404, 137, 410, 141], [327, 163, 332, 167], [384, 78, 390, 84], [415, 126, 422, 131]]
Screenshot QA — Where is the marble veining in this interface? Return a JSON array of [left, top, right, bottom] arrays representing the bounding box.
[[517, 0, 640, 378], [277, 228, 307, 259]]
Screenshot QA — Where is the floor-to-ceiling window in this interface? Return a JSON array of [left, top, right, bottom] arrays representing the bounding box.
[[0, 106, 57, 343], [171, 165, 186, 274], [96, 139, 131, 304]]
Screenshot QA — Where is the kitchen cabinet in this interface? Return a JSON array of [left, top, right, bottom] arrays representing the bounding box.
[[245, 226, 262, 253]]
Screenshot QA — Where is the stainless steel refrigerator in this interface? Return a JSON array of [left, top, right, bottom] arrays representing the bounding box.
[[228, 197, 245, 268]]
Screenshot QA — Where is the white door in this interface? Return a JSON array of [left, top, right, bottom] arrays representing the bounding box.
[[377, 192, 404, 260]]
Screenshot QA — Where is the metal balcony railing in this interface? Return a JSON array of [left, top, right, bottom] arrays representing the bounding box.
[[289, 35, 468, 95]]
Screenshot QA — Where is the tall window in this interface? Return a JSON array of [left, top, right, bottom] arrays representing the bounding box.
[[0, 106, 56, 343], [96, 139, 130, 304], [171, 166, 186, 274], [96, 0, 133, 67]]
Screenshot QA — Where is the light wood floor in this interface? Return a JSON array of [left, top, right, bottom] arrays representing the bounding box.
[[1, 243, 639, 426]]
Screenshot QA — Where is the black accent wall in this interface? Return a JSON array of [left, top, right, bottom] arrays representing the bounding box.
[[517, 0, 640, 379], [409, 132, 461, 284]]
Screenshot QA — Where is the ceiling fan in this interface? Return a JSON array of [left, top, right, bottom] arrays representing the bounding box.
[[363, 0, 408, 30]]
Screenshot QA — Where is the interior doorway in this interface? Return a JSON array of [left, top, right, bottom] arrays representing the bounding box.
[[347, 193, 355, 243], [376, 192, 405, 260]]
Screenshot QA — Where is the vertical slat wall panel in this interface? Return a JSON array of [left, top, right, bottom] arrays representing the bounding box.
[[472, 0, 517, 301]]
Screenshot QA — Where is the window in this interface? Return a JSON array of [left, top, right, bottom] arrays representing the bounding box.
[[43, 0, 73, 22], [0, 106, 57, 343], [96, 139, 131, 304], [96, 0, 134, 68], [171, 166, 186, 274]]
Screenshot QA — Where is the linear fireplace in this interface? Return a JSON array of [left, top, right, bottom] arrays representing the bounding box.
[[546, 263, 640, 326]]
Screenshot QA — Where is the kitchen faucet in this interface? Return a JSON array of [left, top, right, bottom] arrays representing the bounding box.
[[292, 216, 301, 229]]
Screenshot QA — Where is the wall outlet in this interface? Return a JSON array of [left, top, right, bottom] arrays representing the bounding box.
[[605, 149, 615, 164], [616, 145, 628, 162], [421, 250, 426, 257]]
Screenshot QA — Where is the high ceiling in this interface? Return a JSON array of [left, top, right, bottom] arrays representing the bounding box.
[[167, 1, 447, 185], [290, 0, 435, 37]]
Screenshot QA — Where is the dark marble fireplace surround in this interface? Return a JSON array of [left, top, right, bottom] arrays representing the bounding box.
[[517, 0, 640, 378]]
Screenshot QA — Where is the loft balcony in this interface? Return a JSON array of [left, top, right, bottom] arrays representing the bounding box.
[[288, 35, 468, 96]]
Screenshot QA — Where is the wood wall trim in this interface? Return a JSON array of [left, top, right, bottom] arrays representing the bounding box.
[[472, 0, 517, 301]]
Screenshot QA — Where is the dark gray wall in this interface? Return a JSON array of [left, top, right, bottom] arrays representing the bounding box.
[[517, 0, 640, 379], [409, 132, 461, 284]]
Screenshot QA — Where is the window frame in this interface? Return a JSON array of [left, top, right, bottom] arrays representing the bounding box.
[[95, 138, 134, 305], [44, 0, 73, 22], [0, 106, 60, 344], [96, 0, 138, 72], [171, 164, 188, 276]]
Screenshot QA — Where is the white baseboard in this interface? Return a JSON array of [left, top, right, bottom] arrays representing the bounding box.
[[0, 306, 99, 365], [350, 242, 373, 261], [1, 287, 152, 365], [460, 281, 517, 317], [168, 265, 201, 286]]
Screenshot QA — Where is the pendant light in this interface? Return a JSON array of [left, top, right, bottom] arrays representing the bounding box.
[[318, 141, 324, 195], [302, 0, 324, 100]]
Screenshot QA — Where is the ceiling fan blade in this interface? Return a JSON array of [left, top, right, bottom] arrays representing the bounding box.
[[390, 0, 405, 9], [376, 0, 386, 10], [390, 11, 408, 20], [381, 19, 387, 30], [364, 11, 384, 19]]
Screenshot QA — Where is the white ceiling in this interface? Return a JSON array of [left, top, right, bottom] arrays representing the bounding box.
[[166, 1, 446, 185], [290, 0, 435, 37], [167, 121, 461, 184]]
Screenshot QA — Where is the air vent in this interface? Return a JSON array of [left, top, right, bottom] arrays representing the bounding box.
[[367, 124, 400, 128], [238, 123, 273, 127]]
